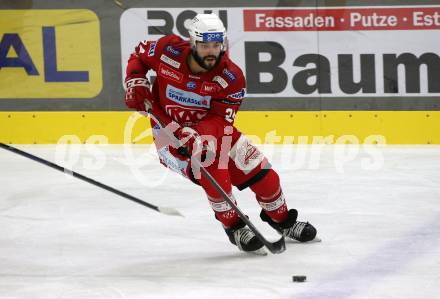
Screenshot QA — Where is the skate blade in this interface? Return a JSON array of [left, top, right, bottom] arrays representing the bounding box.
[[287, 236, 322, 244], [247, 247, 268, 256]]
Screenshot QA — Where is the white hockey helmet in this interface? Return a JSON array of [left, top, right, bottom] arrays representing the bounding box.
[[187, 13, 227, 51]]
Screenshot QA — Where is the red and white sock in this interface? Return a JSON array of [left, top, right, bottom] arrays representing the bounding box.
[[200, 167, 239, 228], [208, 195, 239, 228], [250, 169, 288, 223]]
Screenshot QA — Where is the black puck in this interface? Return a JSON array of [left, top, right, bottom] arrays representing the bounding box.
[[292, 275, 307, 282]]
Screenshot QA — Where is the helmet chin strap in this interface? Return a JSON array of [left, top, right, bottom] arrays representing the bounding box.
[[191, 49, 224, 71]]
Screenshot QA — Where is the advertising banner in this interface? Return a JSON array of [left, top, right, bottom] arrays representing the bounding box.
[[0, 9, 102, 98], [120, 6, 440, 98]]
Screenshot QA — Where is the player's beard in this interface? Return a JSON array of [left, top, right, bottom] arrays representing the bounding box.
[[193, 51, 222, 71]]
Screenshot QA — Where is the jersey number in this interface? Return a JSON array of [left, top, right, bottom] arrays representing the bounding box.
[[225, 108, 236, 123]]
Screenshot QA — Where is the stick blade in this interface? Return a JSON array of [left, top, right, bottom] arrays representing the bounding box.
[[267, 236, 286, 254], [158, 206, 184, 217]]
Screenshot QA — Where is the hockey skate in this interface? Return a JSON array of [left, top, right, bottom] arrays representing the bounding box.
[[224, 219, 267, 255], [260, 209, 317, 243]]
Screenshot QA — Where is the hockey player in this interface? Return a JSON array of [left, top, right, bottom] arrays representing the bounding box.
[[124, 13, 317, 254]]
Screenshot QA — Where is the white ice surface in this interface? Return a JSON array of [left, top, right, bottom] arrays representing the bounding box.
[[1, 144, 440, 299]]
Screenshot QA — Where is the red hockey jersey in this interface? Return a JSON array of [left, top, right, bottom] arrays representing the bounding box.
[[126, 35, 246, 132]]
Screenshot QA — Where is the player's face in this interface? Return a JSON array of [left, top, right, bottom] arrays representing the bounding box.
[[195, 41, 222, 70]]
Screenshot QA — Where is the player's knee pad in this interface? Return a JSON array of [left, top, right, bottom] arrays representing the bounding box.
[[229, 134, 265, 175]]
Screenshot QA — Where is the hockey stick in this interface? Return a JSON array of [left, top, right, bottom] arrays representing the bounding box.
[[142, 111, 286, 254], [0, 142, 182, 217]]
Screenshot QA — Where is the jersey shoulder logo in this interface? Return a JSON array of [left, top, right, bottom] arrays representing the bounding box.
[[223, 68, 236, 82], [148, 41, 157, 57], [165, 45, 181, 56], [138, 40, 147, 54], [228, 88, 246, 100], [160, 54, 181, 69]]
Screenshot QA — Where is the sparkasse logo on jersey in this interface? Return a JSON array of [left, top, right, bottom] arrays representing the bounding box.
[[0, 9, 102, 99], [166, 85, 211, 108]]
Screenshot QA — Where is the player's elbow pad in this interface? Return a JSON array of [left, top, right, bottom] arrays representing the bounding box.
[[126, 55, 148, 77]]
